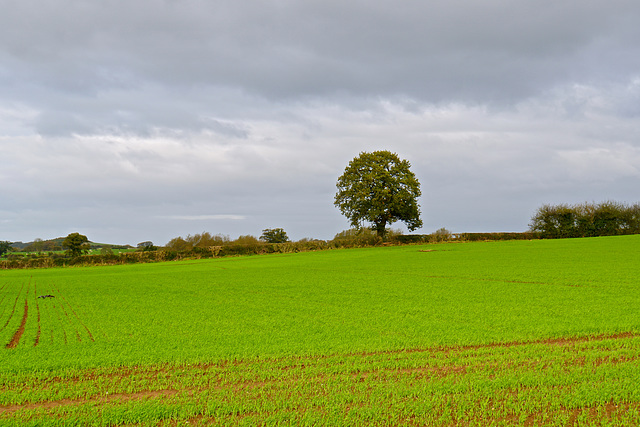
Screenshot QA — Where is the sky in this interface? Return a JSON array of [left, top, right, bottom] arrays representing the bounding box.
[[1, 0, 640, 245]]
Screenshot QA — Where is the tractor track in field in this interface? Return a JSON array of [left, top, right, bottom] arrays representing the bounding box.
[[0, 282, 8, 307], [2, 331, 639, 424], [4, 279, 31, 349], [153, 400, 640, 427], [423, 274, 551, 286], [0, 286, 10, 326], [49, 298, 68, 345], [515, 401, 640, 427], [10, 330, 638, 388], [5, 299, 28, 349], [52, 284, 95, 342], [354, 330, 640, 358], [33, 281, 40, 347], [53, 289, 82, 343], [34, 299, 40, 346], [422, 274, 598, 289], [0, 389, 179, 414], [0, 279, 26, 333]]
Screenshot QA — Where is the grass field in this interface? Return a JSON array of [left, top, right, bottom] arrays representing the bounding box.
[[1, 235, 640, 425]]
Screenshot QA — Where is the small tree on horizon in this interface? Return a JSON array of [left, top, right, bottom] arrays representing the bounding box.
[[260, 228, 290, 243], [431, 227, 452, 242], [62, 232, 90, 257], [100, 245, 114, 255]]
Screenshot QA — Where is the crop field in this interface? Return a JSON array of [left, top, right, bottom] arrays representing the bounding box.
[[1, 235, 640, 425]]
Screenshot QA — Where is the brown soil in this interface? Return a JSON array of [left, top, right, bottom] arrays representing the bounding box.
[[13, 330, 637, 389], [349, 330, 639, 359], [2, 329, 637, 421], [5, 299, 28, 349], [521, 402, 640, 427], [0, 389, 179, 414]]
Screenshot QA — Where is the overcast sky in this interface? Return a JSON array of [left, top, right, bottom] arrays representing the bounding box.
[[1, 0, 639, 245]]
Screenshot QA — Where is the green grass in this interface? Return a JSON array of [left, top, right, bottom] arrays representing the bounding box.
[[1, 235, 640, 425]]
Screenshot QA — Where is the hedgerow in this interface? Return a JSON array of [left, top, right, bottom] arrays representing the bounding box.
[[530, 201, 640, 238]]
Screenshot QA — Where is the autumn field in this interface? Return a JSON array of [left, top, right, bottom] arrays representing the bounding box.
[[1, 236, 640, 425]]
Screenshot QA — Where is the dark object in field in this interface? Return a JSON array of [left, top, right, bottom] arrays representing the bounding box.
[[38, 295, 55, 299]]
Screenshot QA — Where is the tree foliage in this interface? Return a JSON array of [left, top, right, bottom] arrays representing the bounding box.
[[432, 227, 453, 242], [334, 151, 423, 238], [260, 228, 290, 243], [62, 232, 90, 257], [22, 238, 57, 253], [0, 241, 13, 258], [100, 246, 114, 255], [529, 201, 640, 238], [235, 235, 260, 244], [165, 232, 229, 251]]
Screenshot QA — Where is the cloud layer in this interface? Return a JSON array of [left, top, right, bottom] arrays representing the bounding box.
[[1, 0, 639, 244]]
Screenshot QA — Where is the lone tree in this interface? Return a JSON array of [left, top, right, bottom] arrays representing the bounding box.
[[260, 228, 290, 243], [335, 151, 423, 238], [62, 232, 90, 257]]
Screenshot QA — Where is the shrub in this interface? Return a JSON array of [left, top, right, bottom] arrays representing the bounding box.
[[430, 228, 452, 243], [330, 228, 382, 248], [456, 232, 540, 241], [530, 201, 640, 239], [392, 234, 429, 244], [260, 228, 290, 244]]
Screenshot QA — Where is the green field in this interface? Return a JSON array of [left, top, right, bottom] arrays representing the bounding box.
[[1, 236, 640, 425]]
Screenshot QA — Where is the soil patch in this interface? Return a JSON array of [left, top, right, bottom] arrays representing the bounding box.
[[5, 299, 28, 349], [0, 389, 179, 414]]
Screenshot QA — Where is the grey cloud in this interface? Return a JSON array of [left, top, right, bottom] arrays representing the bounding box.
[[3, 0, 640, 139], [159, 215, 246, 221], [23, 83, 254, 137], [2, 0, 640, 244], [4, 1, 640, 103]]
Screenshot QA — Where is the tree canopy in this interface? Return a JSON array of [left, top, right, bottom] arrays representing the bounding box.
[[334, 151, 423, 238], [62, 232, 90, 257], [260, 228, 290, 243], [0, 241, 12, 258]]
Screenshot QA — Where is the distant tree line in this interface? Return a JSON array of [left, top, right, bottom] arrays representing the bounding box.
[[5, 198, 638, 270], [12, 238, 63, 253], [393, 230, 541, 243], [163, 229, 290, 252], [1, 227, 429, 270], [2, 235, 133, 256], [529, 201, 640, 239]]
